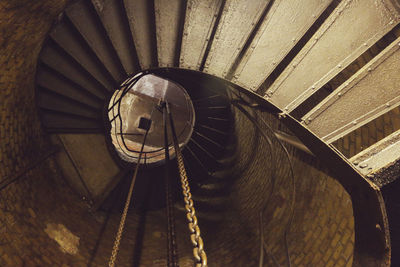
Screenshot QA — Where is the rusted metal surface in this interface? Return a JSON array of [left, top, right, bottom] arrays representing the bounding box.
[[50, 22, 114, 91], [203, 0, 269, 78], [265, 0, 400, 112], [232, 0, 333, 91], [66, 0, 125, 82], [179, 0, 223, 70], [303, 36, 400, 143], [154, 0, 186, 67], [123, 0, 157, 70], [351, 130, 400, 187], [91, 0, 139, 75]]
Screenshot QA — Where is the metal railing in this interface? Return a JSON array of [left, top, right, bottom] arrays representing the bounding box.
[[108, 72, 171, 163]]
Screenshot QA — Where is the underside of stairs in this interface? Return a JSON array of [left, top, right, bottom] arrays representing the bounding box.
[[30, 0, 400, 266]]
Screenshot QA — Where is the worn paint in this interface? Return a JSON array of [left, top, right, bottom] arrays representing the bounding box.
[[266, 0, 400, 111], [350, 130, 400, 186], [180, 0, 223, 70], [203, 0, 269, 77], [303, 36, 400, 143], [232, 0, 333, 90], [154, 0, 186, 67]]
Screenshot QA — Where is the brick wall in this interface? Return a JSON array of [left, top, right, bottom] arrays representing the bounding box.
[[0, 0, 68, 181], [225, 107, 355, 267], [0, 1, 99, 266], [333, 106, 400, 159]]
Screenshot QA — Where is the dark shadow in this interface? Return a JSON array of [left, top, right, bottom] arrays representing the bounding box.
[[382, 176, 400, 267], [130, 190, 150, 267], [87, 171, 130, 267]]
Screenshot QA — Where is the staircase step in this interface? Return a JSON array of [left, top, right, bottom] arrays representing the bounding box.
[[210, 168, 235, 180], [175, 203, 224, 222], [188, 139, 220, 171], [40, 43, 108, 100], [303, 36, 400, 144], [266, 0, 398, 111], [192, 95, 229, 108], [232, 0, 333, 91], [40, 112, 103, 133], [179, 0, 222, 70], [92, 0, 140, 75], [154, 0, 186, 67], [37, 91, 101, 120], [182, 146, 211, 176], [66, 0, 125, 82], [50, 19, 116, 91], [202, 0, 269, 77], [194, 106, 231, 119], [196, 182, 229, 195], [123, 0, 158, 70], [191, 197, 228, 212], [36, 65, 104, 108], [215, 153, 237, 169], [193, 130, 224, 149], [194, 124, 229, 147]]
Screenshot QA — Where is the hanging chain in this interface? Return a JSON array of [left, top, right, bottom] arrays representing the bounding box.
[[166, 176, 179, 267], [163, 103, 179, 267], [108, 171, 135, 267], [167, 102, 207, 267], [108, 110, 152, 267], [176, 149, 207, 267]]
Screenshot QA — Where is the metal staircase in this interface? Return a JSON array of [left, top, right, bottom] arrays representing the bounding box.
[[33, 0, 400, 266]]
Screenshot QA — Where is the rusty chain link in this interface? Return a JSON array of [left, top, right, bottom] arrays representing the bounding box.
[[167, 102, 207, 267], [108, 172, 133, 267], [175, 145, 207, 267]]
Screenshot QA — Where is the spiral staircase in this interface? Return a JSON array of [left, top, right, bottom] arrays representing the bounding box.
[[1, 0, 400, 266]]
